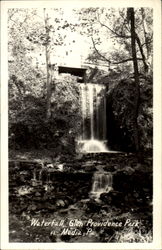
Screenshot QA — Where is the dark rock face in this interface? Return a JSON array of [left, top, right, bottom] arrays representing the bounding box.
[[9, 160, 93, 216], [113, 170, 152, 209]]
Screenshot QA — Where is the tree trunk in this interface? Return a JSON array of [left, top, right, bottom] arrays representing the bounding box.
[[44, 9, 51, 120], [128, 8, 140, 154]]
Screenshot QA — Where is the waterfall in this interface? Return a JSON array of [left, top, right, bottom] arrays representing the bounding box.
[[103, 90, 107, 140], [96, 87, 100, 139], [47, 172, 51, 183], [90, 172, 113, 201], [78, 83, 108, 153], [88, 84, 94, 139], [80, 84, 86, 140], [33, 169, 37, 181]]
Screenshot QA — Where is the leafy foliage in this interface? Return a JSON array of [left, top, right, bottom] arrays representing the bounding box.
[[9, 73, 81, 152], [8, 8, 153, 153], [107, 76, 152, 151], [76, 7, 153, 75]]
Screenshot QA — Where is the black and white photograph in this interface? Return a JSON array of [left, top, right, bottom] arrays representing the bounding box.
[[1, 0, 162, 249]]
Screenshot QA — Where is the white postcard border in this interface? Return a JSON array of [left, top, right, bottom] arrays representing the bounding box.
[[1, 0, 161, 249]]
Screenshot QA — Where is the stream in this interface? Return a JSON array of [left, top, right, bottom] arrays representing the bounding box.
[[9, 153, 153, 242]]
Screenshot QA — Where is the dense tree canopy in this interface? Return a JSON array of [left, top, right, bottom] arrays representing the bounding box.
[[8, 7, 153, 154], [75, 8, 153, 73]]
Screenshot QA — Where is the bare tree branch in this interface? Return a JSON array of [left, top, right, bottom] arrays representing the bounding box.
[[135, 33, 149, 72], [91, 37, 111, 64], [98, 19, 131, 39], [140, 8, 150, 59], [141, 40, 153, 49], [112, 58, 143, 65], [91, 37, 143, 65], [8, 9, 19, 20]]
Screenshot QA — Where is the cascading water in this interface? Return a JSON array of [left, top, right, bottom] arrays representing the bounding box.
[[78, 83, 108, 153], [89, 84, 94, 139], [80, 84, 86, 140], [90, 172, 113, 201]]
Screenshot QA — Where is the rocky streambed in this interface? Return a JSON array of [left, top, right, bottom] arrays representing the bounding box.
[[9, 152, 153, 242]]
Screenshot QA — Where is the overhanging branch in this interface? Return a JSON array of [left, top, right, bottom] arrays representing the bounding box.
[[98, 19, 131, 39], [91, 37, 143, 65], [112, 58, 143, 65], [135, 32, 149, 72], [91, 37, 111, 64]]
